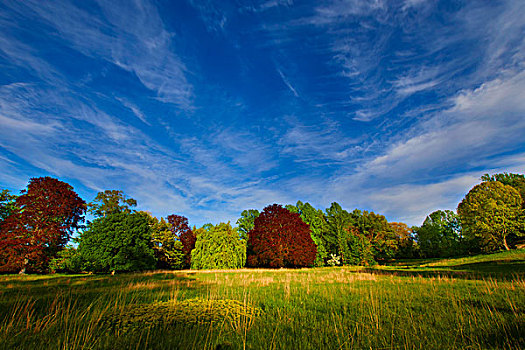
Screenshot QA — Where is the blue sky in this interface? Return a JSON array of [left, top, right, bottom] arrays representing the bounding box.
[[1, 0, 524, 227]]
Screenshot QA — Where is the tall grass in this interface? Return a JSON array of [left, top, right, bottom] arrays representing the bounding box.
[[0, 255, 523, 349]]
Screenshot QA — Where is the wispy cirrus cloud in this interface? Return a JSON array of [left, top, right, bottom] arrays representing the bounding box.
[[2, 0, 193, 110]]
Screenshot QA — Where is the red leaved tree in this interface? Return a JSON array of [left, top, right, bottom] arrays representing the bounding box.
[[247, 204, 317, 268], [0, 177, 86, 273], [167, 214, 195, 268]]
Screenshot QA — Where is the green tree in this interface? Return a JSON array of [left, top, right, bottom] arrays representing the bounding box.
[[77, 212, 156, 273], [482, 172, 525, 247], [0, 189, 18, 224], [288, 201, 329, 266], [236, 209, 260, 240], [481, 173, 525, 207], [48, 245, 82, 273], [145, 213, 184, 270], [458, 181, 524, 252], [88, 190, 137, 218], [325, 202, 353, 264], [191, 222, 246, 270], [414, 210, 463, 258], [352, 210, 398, 261]]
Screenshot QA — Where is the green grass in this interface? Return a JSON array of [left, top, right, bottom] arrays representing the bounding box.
[[1, 251, 524, 349]]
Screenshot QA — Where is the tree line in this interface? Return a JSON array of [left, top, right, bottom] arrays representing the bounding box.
[[0, 173, 523, 274]]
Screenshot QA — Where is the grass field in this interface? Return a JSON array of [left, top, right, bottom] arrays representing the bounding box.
[[0, 250, 524, 349]]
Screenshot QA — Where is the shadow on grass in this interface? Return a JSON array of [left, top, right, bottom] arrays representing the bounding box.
[[0, 271, 201, 300], [364, 259, 525, 281]]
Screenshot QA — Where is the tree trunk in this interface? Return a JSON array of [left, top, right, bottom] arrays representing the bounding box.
[[503, 235, 510, 250], [19, 258, 28, 274]]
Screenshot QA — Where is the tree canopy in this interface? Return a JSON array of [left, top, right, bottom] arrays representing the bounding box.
[[247, 204, 317, 268], [458, 181, 523, 252], [236, 209, 259, 240], [0, 177, 86, 273], [191, 222, 245, 270], [88, 190, 137, 218], [77, 212, 156, 273], [167, 214, 195, 268], [414, 210, 463, 258]]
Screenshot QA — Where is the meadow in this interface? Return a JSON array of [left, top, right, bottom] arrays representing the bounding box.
[[0, 249, 524, 349]]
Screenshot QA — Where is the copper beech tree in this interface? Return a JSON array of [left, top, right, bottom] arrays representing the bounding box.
[[0, 177, 86, 273], [167, 214, 195, 268], [247, 204, 317, 268]]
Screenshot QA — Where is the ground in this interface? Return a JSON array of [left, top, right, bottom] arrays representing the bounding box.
[[0, 249, 524, 349]]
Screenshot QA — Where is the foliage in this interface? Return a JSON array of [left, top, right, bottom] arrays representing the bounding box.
[[167, 214, 195, 268], [414, 210, 464, 258], [0, 177, 86, 273], [0, 189, 18, 224], [390, 222, 417, 258], [458, 181, 524, 252], [324, 203, 354, 264], [87, 190, 137, 218], [247, 204, 317, 267], [48, 246, 82, 273], [236, 209, 260, 240], [288, 201, 329, 266], [147, 214, 184, 270], [481, 173, 525, 207], [191, 222, 246, 270], [77, 212, 156, 273], [482, 172, 525, 246], [352, 210, 399, 261]]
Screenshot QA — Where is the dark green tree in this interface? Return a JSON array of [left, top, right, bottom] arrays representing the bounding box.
[[191, 222, 246, 270], [325, 202, 353, 264], [288, 201, 329, 266], [144, 213, 184, 270], [88, 190, 137, 218], [414, 210, 463, 258], [77, 212, 156, 273], [352, 210, 398, 261], [458, 181, 523, 252]]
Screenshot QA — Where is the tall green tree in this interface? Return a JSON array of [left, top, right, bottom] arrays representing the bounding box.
[[325, 202, 353, 264], [414, 210, 463, 258], [352, 210, 398, 261], [88, 190, 137, 218], [143, 213, 184, 270], [236, 209, 260, 240], [77, 212, 156, 273], [288, 201, 329, 266], [481, 172, 525, 247], [191, 222, 246, 270], [458, 181, 524, 252]]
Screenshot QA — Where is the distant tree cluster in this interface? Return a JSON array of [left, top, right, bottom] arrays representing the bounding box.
[[1, 172, 523, 274], [413, 173, 525, 257]]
